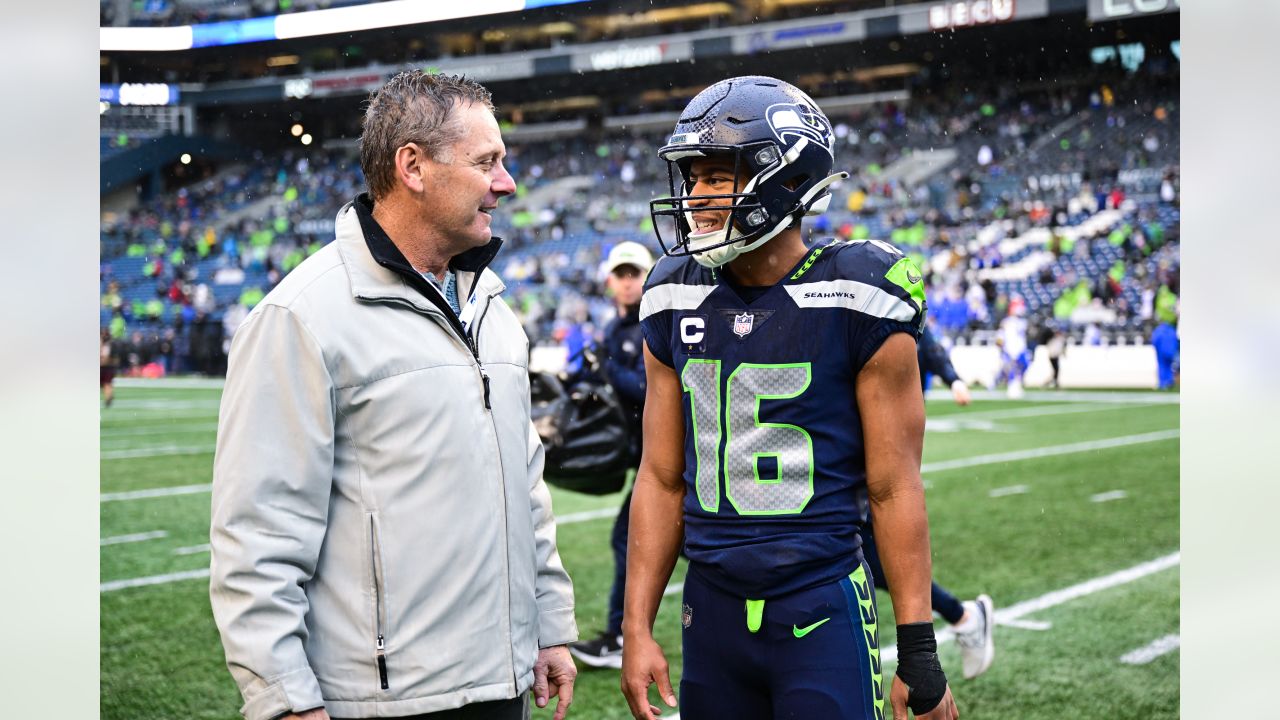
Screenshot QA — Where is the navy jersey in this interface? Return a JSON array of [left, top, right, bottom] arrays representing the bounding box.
[[639, 239, 926, 598]]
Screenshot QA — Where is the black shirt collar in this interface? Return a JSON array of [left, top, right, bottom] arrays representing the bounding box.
[[353, 193, 503, 277]]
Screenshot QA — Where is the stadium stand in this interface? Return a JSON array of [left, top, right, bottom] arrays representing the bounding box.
[[100, 1, 1179, 378]]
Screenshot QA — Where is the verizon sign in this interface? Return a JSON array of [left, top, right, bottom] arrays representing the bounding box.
[[1087, 0, 1179, 21], [589, 44, 665, 71], [929, 0, 1015, 30]]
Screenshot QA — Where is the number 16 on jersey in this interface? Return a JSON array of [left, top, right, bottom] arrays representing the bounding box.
[[681, 360, 815, 517]]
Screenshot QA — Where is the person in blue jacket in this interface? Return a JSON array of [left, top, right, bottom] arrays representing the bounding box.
[[1151, 320, 1179, 390], [569, 241, 654, 670]]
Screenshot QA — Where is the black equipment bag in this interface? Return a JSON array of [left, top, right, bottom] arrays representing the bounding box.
[[530, 368, 631, 495]]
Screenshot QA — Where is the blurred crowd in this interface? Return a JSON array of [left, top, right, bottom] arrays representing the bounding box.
[[101, 79, 1179, 378]]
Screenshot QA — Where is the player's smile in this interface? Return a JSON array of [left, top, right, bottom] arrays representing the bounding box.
[[690, 211, 730, 235]]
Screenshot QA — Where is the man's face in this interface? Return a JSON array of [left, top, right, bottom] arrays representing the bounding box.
[[685, 156, 748, 238], [606, 264, 645, 308], [421, 103, 516, 250]]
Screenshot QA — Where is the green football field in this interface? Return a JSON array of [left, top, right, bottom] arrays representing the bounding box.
[[100, 381, 1179, 719]]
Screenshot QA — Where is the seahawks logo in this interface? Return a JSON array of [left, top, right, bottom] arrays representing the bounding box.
[[766, 102, 835, 157], [907, 270, 921, 284]]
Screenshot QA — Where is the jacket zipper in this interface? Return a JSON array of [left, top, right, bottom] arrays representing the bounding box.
[[472, 296, 497, 410], [369, 515, 390, 690], [376, 635, 389, 690]]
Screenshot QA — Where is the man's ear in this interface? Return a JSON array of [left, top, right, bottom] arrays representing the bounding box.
[[394, 142, 428, 194]]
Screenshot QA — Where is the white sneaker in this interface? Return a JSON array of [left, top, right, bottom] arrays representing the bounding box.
[[954, 594, 995, 679]]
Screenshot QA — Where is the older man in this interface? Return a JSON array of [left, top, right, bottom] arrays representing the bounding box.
[[210, 71, 578, 720]]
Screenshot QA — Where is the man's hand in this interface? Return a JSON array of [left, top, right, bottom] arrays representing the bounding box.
[[949, 379, 971, 406], [281, 709, 329, 720], [533, 645, 577, 720], [890, 676, 959, 720], [620, 633, 677, 719]]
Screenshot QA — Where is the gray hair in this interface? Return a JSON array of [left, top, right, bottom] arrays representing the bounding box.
[[359, 70, 495, 200]]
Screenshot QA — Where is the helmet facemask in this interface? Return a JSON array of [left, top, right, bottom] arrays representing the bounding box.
[[649, 76, 849, 269], [651, 143, 771, 268]]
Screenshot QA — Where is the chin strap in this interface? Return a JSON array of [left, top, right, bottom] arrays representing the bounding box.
[[802, 171, 849, 216]]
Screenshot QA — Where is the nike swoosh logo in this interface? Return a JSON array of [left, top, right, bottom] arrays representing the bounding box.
[[793, 617, 830, 638]]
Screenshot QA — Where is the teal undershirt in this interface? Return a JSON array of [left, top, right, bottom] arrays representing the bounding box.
[[422, 270, 461, 316]]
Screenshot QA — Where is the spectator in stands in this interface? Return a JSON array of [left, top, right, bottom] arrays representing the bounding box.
[[570, 241, 654, 670], [210, 71, 577, 720]]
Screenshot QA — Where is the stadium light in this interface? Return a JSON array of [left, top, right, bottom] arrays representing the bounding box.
[[301, 133, 313, 146], [100, 25, 194, 52], [275, 0, 525, 41], [99, 0, 595, 50], [291, 123, 304, 137], [180, 153, 192, 165]]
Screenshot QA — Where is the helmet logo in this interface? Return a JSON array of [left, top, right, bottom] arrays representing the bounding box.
[[766, 102, 834, 156]]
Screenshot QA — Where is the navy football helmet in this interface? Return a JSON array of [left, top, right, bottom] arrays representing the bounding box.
[[650, 76, 847, 268]]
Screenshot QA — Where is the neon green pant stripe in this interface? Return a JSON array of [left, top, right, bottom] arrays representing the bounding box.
[[849, 565, 885, 720]]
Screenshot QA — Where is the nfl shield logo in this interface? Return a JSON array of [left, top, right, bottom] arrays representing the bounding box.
[[682, 603, 693, 629], [733, 313, 755, 338]]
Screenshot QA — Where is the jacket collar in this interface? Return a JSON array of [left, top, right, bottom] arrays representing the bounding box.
[[336, 194, 506, 313]]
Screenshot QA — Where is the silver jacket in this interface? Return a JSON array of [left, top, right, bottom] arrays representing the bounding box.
[[210, 198, 576, 720]]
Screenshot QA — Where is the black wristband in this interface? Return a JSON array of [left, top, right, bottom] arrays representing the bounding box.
[[895, 622, 948, 715]]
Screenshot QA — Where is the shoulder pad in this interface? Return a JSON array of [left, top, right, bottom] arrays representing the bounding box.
[[828, 239, 927, 316], [643, 252, 706, 292]]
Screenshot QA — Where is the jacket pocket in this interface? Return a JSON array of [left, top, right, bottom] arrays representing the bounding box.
[[368, 512, 390, 690]]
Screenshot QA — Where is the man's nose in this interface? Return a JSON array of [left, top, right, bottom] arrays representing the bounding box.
[[491, 162, 516, 196]]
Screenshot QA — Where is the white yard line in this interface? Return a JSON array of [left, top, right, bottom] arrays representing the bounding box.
[[102, 412, 224, 423], [1091, 490, 1129, 503], [998, 618, 1052, 631], [880, 552, 1180, 663], [100, 423, 219, 439], [100, 428, 1180, 503], [101, 568, 211, 593], [174, 544, 212, 556], [926, 390, 1179, 405], [100, 530, 168, 546], [101, 444, 217, 460], [929, 403, 1126, 424], [921, 429, 1180, 475], [989, 485, 1030, 498], [105, 400, 222, 411], [1119, 634, 1180, 664], [101, 484, 213, 502]]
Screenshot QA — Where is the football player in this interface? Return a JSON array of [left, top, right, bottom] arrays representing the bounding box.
[[621, 76, 959, 720]]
